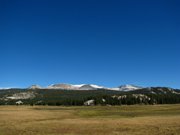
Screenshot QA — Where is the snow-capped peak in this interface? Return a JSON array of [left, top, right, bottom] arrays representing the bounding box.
[[47, 83, 79, 90], [78, 84, 106, 90], [28, 85, 42, 89], [47, 84, 106, 90], [72, 84, 85, 88], [118, 84, 143, 91], [88, 84, 105, 89], [27, 83, 143, 91]]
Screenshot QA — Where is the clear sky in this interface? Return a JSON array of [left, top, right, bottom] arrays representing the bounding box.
[[0, 0, 179, 88]]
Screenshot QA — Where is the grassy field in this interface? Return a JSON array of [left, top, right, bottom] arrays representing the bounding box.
[[0, 105, 180, 135]]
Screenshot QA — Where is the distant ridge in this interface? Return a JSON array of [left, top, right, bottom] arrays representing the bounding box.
[[1, 83, 179, 92], [0, 85, 180, 106], [26, 83, 143, 91]]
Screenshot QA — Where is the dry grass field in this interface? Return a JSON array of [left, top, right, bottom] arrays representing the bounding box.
[[0, 105, 180, 135]]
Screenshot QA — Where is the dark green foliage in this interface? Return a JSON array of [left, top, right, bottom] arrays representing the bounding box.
[[0, 87, 180, 106]]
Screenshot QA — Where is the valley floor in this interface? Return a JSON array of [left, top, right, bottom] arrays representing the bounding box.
[[0, 105, 180, 135]]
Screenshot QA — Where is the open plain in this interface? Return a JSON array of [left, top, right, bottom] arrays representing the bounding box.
[[0, 105, 180, 135]]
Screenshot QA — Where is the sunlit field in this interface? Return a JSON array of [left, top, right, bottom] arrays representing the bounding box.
[[0, 105, 180, 135]]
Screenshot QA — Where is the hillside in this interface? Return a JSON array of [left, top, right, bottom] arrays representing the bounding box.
[[0, 86, 180, 106]]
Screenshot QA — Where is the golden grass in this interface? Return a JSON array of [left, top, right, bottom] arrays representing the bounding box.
[[0, 105, 180, 135]]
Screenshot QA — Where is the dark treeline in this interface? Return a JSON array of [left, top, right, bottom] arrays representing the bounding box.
[[1, 88, 180, 106]]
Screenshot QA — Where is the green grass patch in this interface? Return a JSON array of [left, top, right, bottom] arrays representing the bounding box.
[[76, 105, 180, 118]]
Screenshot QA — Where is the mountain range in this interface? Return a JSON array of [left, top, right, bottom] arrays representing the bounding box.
[[0, 83, 180, 106], [28, 83, 143, 91]]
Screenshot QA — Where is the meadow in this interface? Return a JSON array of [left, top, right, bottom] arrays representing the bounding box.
[[0, 105, 180, 135]]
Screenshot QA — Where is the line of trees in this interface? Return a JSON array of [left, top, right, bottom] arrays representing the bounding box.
[[18, 94, 180, 106], [1, 89, 180, 106]]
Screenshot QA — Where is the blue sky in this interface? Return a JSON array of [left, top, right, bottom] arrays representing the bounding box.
[[0, 0, 179, 88]]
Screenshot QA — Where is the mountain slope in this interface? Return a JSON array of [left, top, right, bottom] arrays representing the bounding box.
[[118, 85, 143, 91], [0, 86, 180, 106], [79, 84, 105, 90], [47, 84, 79, 90], [29, 83, 143, 91]]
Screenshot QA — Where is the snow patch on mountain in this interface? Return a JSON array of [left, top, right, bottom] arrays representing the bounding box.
[[79, 84, 106, 90], [47, 84, 79, 90], [88, 84, 105, 89], [72, 84, 85, 88], [118, 85, 143, 91], [29, 85, 42, 89], [46, 83, 106, 90]]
